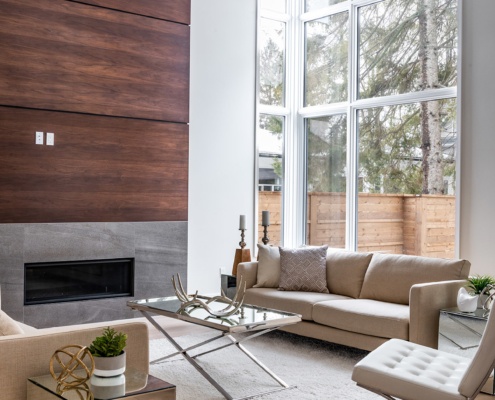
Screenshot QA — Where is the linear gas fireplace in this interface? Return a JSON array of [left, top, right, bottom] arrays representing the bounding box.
[[24, 258, 134, 305]]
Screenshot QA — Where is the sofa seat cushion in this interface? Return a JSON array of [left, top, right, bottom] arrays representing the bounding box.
[[312, 299, 409, 340], [244, 288, 350, 321]]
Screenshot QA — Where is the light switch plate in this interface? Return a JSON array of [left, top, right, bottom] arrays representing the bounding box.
[[46, 132, 54, 146], [35, 131, 44, 145]]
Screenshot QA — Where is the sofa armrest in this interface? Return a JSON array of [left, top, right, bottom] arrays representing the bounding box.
[[0, 320, 149, 400], [409, 279, 465, 349], [237, 261, 258, 289]]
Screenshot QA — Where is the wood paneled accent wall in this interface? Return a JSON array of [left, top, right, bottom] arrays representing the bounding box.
[[74, 0, 191, 24], [0, 0, 190, 223]]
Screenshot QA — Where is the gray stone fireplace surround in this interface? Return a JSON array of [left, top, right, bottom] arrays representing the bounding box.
[[0, 222, 187, 328]]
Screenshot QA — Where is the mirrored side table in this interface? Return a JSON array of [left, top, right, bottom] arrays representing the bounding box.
[[439, 307, 494, 395], [439, 307, 487, 350], [27, 369, 176, 400]]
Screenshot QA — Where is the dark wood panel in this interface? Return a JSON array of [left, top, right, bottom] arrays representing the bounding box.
[[0, 107, 188, 223], [0, 0, 189, 122], [72, 0, 191, 25]]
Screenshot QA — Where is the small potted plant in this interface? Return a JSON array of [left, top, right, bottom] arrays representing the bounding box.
[[467, 275, 495, 308], [88, 326, 127, 377]]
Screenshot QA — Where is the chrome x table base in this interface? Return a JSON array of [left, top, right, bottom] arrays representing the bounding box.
[[140, 310, 295, 400]]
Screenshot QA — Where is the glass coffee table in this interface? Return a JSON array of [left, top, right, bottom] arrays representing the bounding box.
[[127, 295, 301, 400]]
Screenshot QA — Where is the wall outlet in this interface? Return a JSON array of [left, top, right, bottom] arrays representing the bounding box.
[[35, 131, 44, 145], [46, 132, 54, 146]]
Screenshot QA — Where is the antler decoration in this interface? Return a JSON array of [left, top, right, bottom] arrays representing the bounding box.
[[171, 274, 246, 318]]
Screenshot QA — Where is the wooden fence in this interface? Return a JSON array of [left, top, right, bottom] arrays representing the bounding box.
[[258, 191, 455, 258]]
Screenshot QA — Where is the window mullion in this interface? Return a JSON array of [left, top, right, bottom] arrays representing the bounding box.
[[346, 2, 359, 251], [282, 0, 304, 248]]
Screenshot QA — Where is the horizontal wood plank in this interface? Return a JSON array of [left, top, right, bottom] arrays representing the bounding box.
[[72, 0, 191, 24], [0, 0, 189, 122], [0, 107, 188, 223]]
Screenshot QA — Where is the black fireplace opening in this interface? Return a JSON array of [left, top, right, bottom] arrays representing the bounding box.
[[24, 258, 134, 305]]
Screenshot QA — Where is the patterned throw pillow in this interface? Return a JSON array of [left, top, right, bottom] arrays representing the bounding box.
[[278, 245, 329, 293]]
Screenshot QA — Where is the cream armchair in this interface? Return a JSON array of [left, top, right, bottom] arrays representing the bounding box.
[[0, 287, 150, 400]]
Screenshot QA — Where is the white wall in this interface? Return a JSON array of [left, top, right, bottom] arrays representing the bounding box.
[[459, 0, 495, 275], [189, 0, 495, 287], [188, 0, 257, 293]]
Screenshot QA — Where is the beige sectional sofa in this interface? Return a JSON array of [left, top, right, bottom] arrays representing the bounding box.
[[238, 249, 471, 351], [0, 289, 149, 400]]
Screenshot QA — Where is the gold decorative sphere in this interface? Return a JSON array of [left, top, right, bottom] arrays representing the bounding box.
[[50, 345, 95, 388]]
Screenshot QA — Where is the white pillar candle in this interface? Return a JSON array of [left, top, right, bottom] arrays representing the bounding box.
[[262, 210, 270, 226], [239, 215, 246, 230]]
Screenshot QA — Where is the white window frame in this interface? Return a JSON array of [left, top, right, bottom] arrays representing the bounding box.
[[257, 0, 458, 252]]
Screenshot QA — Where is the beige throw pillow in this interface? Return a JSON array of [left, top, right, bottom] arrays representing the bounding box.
[[278, 245, 329, 293], [0, 309, 24, 336], [253, 244, 281, 288]]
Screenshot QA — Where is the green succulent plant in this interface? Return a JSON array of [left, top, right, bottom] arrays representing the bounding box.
[[466, 275, 495, 295], [88, 327, 127, 358]]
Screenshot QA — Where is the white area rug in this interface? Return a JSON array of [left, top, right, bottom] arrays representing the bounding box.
[[148, 315, 483, 400], [149, 331, 377, 399]]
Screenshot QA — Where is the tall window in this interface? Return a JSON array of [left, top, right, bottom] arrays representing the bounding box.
[[258, 0, 458, 258]]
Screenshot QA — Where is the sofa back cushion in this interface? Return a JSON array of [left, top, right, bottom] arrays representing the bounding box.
[[359, 253, 471, 305], [326, 250, 373, 298]]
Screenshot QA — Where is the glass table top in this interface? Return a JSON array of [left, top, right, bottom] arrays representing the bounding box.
[[441, 307, 490, 320], [127, 295, 301, 333]]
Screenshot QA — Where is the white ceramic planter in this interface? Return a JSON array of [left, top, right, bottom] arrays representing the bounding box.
[[457, 287, 478, 312], [93, 351, 126, 377]]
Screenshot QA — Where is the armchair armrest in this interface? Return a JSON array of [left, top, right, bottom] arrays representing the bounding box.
[[409, 279, 466, 349], [237, 261, 258, 289]]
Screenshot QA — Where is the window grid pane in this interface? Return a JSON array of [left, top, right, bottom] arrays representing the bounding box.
[[305, 12, 349, 106], [258, 114, 284, 246], [358, 0, 458, 99], [357, 98, 457, 256], [259, 18, 286, 107], [306, 115, 347, 248]]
